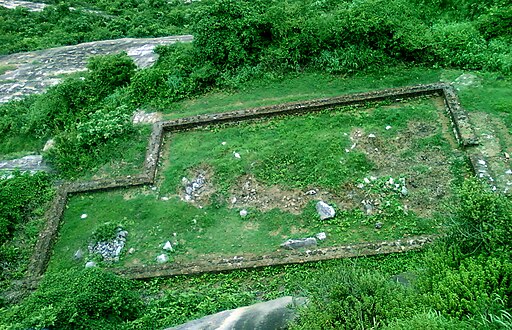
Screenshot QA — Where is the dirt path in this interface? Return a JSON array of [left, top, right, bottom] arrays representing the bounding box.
[[0, 35, 193, 103], [467, 112, 512, 194]]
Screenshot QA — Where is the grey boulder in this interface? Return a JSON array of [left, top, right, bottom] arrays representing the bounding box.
[[165, 296, 307, 330]]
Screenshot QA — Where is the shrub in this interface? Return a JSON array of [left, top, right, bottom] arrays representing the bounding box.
[[0, 172, 53, 245], [76, 104, 132, 148], [2, 268, 143, 329], [418, 251, 512, 318], [91, 222, 122, 243], [290, 268, 421, 329], [449, 178, 512, 255], [87, 52, 137, 99]]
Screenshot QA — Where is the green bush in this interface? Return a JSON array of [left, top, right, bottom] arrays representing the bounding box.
[[1, 268, 143, 329], [91, 222, 122, 243], [0, 172, 53, 245], [87, 52, 137, 99], [449, 178, 512, 255], [383, 311, 471, 330], [290, 268, 421, 329], [418, 251, 512, 318]]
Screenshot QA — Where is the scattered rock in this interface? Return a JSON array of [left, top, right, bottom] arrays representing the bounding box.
[[85, 261, 96, 268], [281, 237, 317, 250], [73, 249, 83, 260], [165, 296, 308, 330], [161, 196, 169, 201], [163, 241, 173, 251], [368, 133, 376, 138], [316, 201, 335, 220], [234, 152, 241, 159], [385, 125, 392, 130], [182, 171, 208, 203], [80, 214, 88, 219], [375, 222, 383, 229], [88, 228, 127, 263], [315, 232, 326, 240], [128, 248, 135, 254], [304, 189, 317, 195], [156, 254, 169, 263], [239, 209, 248, 217]]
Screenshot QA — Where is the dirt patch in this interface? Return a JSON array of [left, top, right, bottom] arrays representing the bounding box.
[[348, 109, 460, 217], [229, 175, 350, 214]]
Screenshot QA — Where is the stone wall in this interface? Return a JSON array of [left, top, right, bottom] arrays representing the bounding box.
[[24, 83, 477, 286]]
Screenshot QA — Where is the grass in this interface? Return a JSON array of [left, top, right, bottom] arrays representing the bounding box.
[[160, 66, 464, 119], [47, 97, 468, 272], [0, 64, 16, 76]]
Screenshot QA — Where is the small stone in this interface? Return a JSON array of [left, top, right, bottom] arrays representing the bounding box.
[[73, 249, 83, 260], [316, 201, 336, 220], [156, 254, 168, 263], [305, 189, 317, 195], [316, 232, 327, 240], [85, 261, 96, 268], [240, 209, 248, 217], [370, 176, 377, 181], [163, 241, 173, 251], [385, 126, 392, 130], [231, 196, 237, 204], [401, 186, 408, 196], [161, 196, 169, 201], [234, 152, 241, 159], [43, 139, 55, 152], [128, 248, 135, 254], [80, 214, 88, 219], [364, 177, 371, 184], [375, 222, 383, 229], [368, 133, 376, 138], [221, 141, 227, 145], [505, 152, 510, 160]]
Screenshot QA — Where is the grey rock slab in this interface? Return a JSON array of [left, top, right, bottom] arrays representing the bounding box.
[[0, 0, 47, 11], [0, 35, 193, 103], [0, 155, 51, 172], [166, 296, 308, 330], [315, 201, 335, 220], [281, 237, 317, 250]]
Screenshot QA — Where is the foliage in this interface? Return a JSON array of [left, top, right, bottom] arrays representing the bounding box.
[[91, 222, 122, 243], [0, 172, 53, 245], [417, 247, 512, 319], [449, 178, 512, 255], [87, 52, 137, 99], [0, 1, 197, 55], [383, 311, 472, 330], [1, 268, 143, 329], [290, 268, 421, 329]]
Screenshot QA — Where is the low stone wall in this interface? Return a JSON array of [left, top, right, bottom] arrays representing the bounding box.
[[24, 83, 477, 286], [113, 236, 435, 280]]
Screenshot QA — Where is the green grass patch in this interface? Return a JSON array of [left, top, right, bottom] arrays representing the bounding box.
[[161, 67, 463, 119], [48, 97, 467, 272]]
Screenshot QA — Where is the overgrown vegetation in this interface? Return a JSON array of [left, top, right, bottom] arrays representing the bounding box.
[[0, 0, 511, 328]]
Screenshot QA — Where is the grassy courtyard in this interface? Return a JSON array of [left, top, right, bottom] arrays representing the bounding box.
[[48, 96, 468, 272]]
